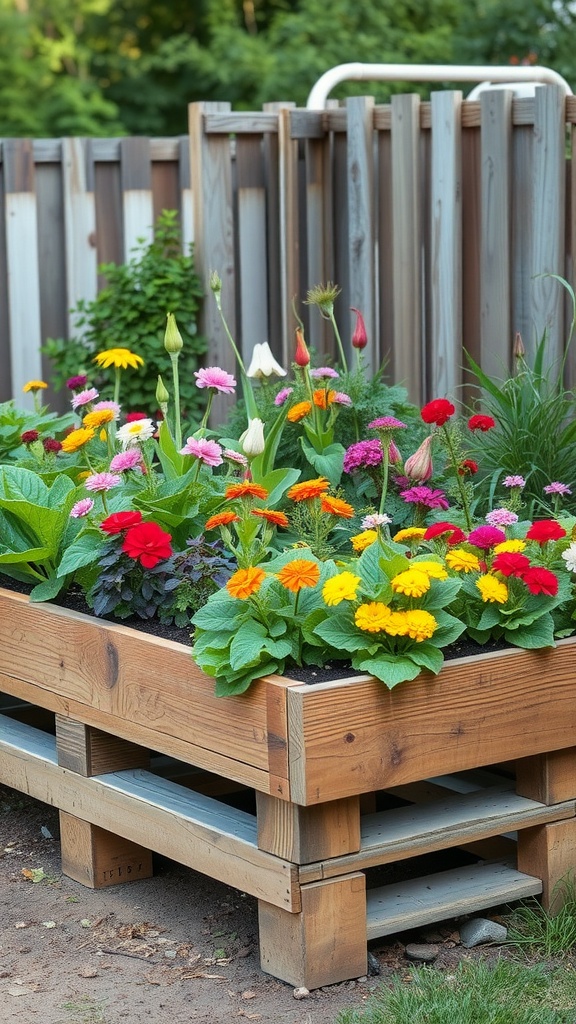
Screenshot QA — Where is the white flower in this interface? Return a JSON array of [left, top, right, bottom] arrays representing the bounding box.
[[562, 542, 576, 573], [239, 418, 266, 457], [246, 342, 286, 378], [116, 418, 156, 448]]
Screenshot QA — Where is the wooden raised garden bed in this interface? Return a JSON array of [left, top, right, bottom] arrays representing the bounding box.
[[2, 586, 576, 988]]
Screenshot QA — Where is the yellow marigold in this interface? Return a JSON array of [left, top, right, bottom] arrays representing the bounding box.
[[320, 495, 355, 519], [411, 560, 448, 580], [82, 408, 115, 429], [355, 602, 393, 633], [60, 427, 95, 453], [225, 481, 269, 500], [390, 568, 431, 598], [287, 477, 330, 501], [94, 348, 144, 370], [351, 529, 377, 552], [445, 548, 481, 573], [322, 571, 361, 607], [494, 539, 527, 554], [476, 574, 509, 604], [402, 609, 438, 642], [287, 401, 312, 422], [393, 527, 427, 543], [381, 610, 410, 637], [22, 380, 48, 393], [226, 566, 266, 600], [313, 388, 336, 409], [277, 559, 320, 593]]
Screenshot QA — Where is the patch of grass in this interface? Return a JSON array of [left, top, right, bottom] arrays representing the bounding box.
[[58, 995, 108, 1024], [336, 958, 576, 1024], [506, 878, 576, 956]]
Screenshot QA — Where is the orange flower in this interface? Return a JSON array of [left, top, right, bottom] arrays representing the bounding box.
[[320, 495, 355, 519], [313, 389, 336, 409], [277, 559, 320, 593], [205, 510, 241, 530], [225, 481, 269, 500], [226, 566, 266, 599], [251, 509, 290, 527], [287, 477, 330, 501], [287, 401, 312, 422]]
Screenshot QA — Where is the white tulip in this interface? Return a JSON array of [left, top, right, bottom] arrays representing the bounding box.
[[239, 418, 266, 457], [246, 342, 286, 378]]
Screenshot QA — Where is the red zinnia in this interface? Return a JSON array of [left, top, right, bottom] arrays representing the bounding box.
[[42, 437, 62, 453], [468, 414, 496, 432], [492, 552, 531, 577], [421, 398, 455, 426], [522, 566, 559, 596], [423, 521, 466, 545], [21, 430, 40, 444], [101, 510, 143, 534], [526, 520, 567, 544], [122, 521, 173, 568], [125, 411, 149, 422], [458, 459, 479, 476]]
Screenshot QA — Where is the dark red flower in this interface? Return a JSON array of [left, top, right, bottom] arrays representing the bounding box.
[[100, 510, 143, 535], [421, 398, 455, 426], [21, 430, 40, 444], [458, 459, 479, 476], [492, 552, 531, 577], [125, 411, 149, 422], [122, 521, 173, 567], [350, 307, 368, 349], [468, 414, 496, 432], [526, 520, 567, 544], [294, 328, 310, 367], [522, 566, 559, 596], [66, 375, 88, 390], [42, 437, 62, 453], [423, 521, 466, 545]]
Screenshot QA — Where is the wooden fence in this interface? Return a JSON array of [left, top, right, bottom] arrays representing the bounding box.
[[1, 87, 576, 413]]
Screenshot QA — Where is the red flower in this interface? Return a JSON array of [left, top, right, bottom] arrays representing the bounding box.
[[294, 328, 310, 367], [101, 510, 143, 535], [522, 566, 559, 596], [423, 521, 466, 545], [468, 414, 496, 432], [458, 459, 479, 476], [526, 520, 567, 544], [42, 437, 62, 453], [492, 552, 531, 577], [350, 307, 368, 349], [21, 430, 40, 444], [125, 411, 149, 422], [122, 521, 173, 568], [421, 399, 455, 426]]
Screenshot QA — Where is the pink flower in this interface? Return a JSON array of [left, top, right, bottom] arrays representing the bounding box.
[[485, 509, 519, 527], [361, 513, 392, 529], [343, 439, 383, 473], [467, 525, 507, 549], [400, 486, 449, 510], [311, 367, 339, 379], [331, 391, 353, 406], [66, 375, 88, 390], [404, 436, 434, 482], [70, 498, 95, 518], [368, 416, 407, 430], [84, 472, 122, 493], [544, 481, 572, 495], [274, 387, 293, 406], [179, 437, 224, 466], [194, 367, 237, 393], [93, 400, 121, 419], [503, 475, 526, 489], [71, 387, 99, 410], [110, 449, 144, 473], [351, 307, 368, 349], [223, 448, 249, 467]]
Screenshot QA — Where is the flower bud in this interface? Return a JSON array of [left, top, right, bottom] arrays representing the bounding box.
[[403, 435, 434, 482], [209, 271, 222, 295], [294, 328, 310, 367], [164, 312, 183, 355], [156, 375, 170, 406], [514, 332, 525, 359], [388, 439, 402, 466], [246, 341, 287, 378], [351, 307, 368, 349], [239, 417, 266, 457]]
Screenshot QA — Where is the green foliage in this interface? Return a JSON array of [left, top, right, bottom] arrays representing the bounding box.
[[43, 211, 206, 422], [507, 876, 576, 956], [0, 401, 73, 465]]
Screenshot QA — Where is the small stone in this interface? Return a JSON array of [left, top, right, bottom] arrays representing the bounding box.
[[367, 952, 381, 975], [405, 943, 440, 963], [293, 986, 310, 999], [459, 918, 508, 948], [78, 967, 98, 978]]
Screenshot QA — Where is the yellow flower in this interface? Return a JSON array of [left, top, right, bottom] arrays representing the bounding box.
[[476, 574, 508, 604], [76, 470, 91, 481], [94, 348, 144, 370], [402, 609, 438, 642], [82, 409, 115, 429], [22, 380, 48, 392], [494, 539, 527, 554], [381, 610, 410, 637], [393, 527, 426, 543], [355, 602, 393, 633], [390, 569, 431, 598], [60, 427, 95, 453], [322, 571, 361, 607], [411, 560, 448, 580], [351, 529, 377, 553], [445, 548, 481, 573]]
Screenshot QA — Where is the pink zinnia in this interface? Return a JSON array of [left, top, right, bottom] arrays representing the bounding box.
[[110, 449, 144, 473], [485, 508, 519, 527], [274, 387, 293, 406], [84, 472, 122, 493], [179, 437, 223, 467], [71, 387, 99, 410], [223, 448, 249, 467], [503, 475, 526, 489], [343, 439, 383, 473], [544, 481, 572, 495], [368, 416, 407, 430], [311, 367, 339, 379], [194, 366, 237, 393], [467, 525, 507, 549], [400, 486, 449, 510], [93, 400, 121, 420], [331, 391, 353, 406], [70, 498, 94, 518]]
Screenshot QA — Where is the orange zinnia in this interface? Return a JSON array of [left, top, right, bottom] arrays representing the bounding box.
[[320, 495, 355, 519], [287, 477, 330, 502], [205, 510, 240, 531], [225, 481, 269, 500], [226, 566, 266, 599], [287, 401, 312, 422], [251, 509, 290, 527], [277, 559, 320, 593], [313, 388, 336, 409]]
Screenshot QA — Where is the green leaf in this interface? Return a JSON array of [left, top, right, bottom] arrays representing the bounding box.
[[0, 546, 51, 564], [214, 661, 279, 697], [504, 614, 556, 649], [299, 438, 345, 486], [57, 532, 106, 577], [192, 597, 246, 632], [476, 603, 502, 631], [420, 577, 462, 610], [314, 613, 373, 653], [352, 654, 423, 689], [431, 611, 467, 646], [30, 575, 67, 602], [407, 643, 445, 675], [229, 620, 268, 670]]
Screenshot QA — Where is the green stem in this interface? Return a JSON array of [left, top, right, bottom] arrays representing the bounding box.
[[441, 424, 473, 532], [198, 390, 214, 437], [329, 311, 349, 374], [378, 445, 390, 516], [113, 367, 121, 408], [170, 352, 182, 450]]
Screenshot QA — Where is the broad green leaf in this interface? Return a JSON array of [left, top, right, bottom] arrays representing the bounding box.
[[431, 611, 467, 646], [57, 532, 106, 577], [0, 546, 51, 564], [299, 438, 345, 486], [405, 643, 444, 675], [229, 620, 268, 670], [192, 599, 246, 633], [30, 575, 67, 602], [505, 614, 556, 649], [476, 603, 502, 631], [314, 614, 373, 653], [352, 654, 423, 688], [214, 661, 280, 697]]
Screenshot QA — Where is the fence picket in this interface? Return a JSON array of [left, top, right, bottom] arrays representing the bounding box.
[[480, 89, 513, 379], [347, 97, 376, 376], [62, 138, 98, 340]]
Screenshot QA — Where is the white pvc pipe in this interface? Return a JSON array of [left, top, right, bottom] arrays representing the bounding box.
[[306, 62, 573, 109]]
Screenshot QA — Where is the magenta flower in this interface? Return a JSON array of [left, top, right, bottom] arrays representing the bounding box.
[[179, 437, 223, 466], [368, 416, 407, 430], [485, 508, 519, 527], [468, 525, 507, 549], [110, 449, 144, 473], [503, 475, 526, 489], [274, 387, 293, 406], [343, 439, 383, 473], [70, 498, 95, 518], [311, 367, 339, 379], [544, 481, 572, 495], [400, 486, 449, 510], [66, 375, 89, 390], [331, 391, 353, 406], [71, 387, 99, 410], [194, 367, 236, 393], [84, 472, 122, 493]]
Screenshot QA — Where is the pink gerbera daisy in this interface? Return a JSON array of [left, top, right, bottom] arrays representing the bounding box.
[[194, 367, 237, 393], [179, 437, 224, 466], [84, 472, 122, 493], [71, 387, 99, 410]]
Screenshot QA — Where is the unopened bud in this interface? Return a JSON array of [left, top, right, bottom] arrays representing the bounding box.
[[239, 417, 266, 457], [389, 439, 402, 466], [403, 435, 434, 482], [164, 313, 183, 355], [514, 332, 525, 359], [156, 375, 170, 406], [294, 328, 310, 367], [351, 307, 368, 349], [209, 271, 222, 295]]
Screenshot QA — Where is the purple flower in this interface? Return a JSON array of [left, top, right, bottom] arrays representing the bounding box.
[[194, 367, 237, 393], [71, 387, 99, 410], [311, 367, 339, 379], [544, 481, 572, 495], [179, 437, 224, 467], [468, 525, 507, 549], [84, 472, 122, 493], [368, 416, 407, 430], [274, 387, 293, 406], [70, 498, 94, 518], [66, 375, 89, 390], [110, 449, 144, 473], [343, 439, 383, 473], [400, 486, 449, 510], [331, 391, 353, 406], [485, 508, 519, 527], [503, 475, 526, 489]]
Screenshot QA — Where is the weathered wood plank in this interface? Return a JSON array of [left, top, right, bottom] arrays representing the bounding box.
[[236, 135, 269, 360], [62, 138, 98, 339], [517, 818, 576, 911], [480, 89, 513, 377], [391, 93, 422, 403], [277, 107, 300, 368], [120, 137, 154, 259], [347, 96, 376, 376], [59, 810, 153, 888], [256, 793, 360, 864]]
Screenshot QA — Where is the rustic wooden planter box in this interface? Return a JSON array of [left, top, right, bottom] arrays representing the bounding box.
[[2, 586, 576, 988]]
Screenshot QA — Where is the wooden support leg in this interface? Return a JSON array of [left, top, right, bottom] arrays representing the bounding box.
[[256, 792, 361, 864], [258, 872, 367, 989], [55, 715, 153, 889], [515, 748, 576, 804], [517, 819, 576, 912]]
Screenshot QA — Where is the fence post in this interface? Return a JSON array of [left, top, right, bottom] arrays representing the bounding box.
[[346, 97, 376, 376], [62, 138, 98, 341], [480, 89, 513, 379]]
